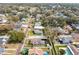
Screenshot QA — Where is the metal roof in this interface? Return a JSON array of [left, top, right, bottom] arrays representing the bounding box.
[[0, 36, 9, 45], [34, 26, 44, 29], [27, 36, 47, 39]]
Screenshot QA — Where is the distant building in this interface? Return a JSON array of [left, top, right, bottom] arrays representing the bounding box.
[[28, 47, 44, 55], [21, 18, 26, 21], [71, 24, 79, 30], [35, 22, 41, 26], [0, 14, 8, 24], [34, 30, 43, 35], [34, 26, 44, 30], [19, 6, 25, 11], [55, 12, 68, 18]]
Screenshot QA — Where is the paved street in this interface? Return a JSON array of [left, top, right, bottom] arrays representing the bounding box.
[[16, 17, 34, 54]]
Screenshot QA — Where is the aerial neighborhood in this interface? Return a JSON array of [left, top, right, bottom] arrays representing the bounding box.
[[0, 3, 79, 55]]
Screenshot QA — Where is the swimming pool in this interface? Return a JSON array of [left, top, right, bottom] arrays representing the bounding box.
[[65, 48, 73, 55]]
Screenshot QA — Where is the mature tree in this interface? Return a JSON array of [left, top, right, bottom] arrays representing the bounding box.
[[7, 15, 20, 22], [59, 49, 65, 55], [56, 17, 67, 27], [44, 26, 57, 55], [8, 30, 25, 43], [28, 40, 33, 48], [17, 31, 25, 42], [5, 8, 12, 13], [21, 48, 29, 55]]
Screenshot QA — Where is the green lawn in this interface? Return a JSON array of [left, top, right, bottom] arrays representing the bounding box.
[[55, 44, 67, 47]]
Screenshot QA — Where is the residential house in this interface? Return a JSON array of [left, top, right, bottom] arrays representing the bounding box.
[[34, 26, 44, 30], [71, 33, 79, 42], [55, 27, 69, 34], [13, 21, 22, 31], [58, 35, 73, 44], [27, 36, 47, 45], [21, 24, 28, 33], [64, 25, 72, 31], [0, 35, 9, 54], [28, 47, 44, 55], [66, 44, 79, 55], [34, 22, 44, 35], [35, 22, 41, 26], [71, 24, 79, 30], [21, 18, 26, 21]]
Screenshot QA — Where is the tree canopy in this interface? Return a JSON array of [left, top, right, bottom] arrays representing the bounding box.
[[8, 30, 25, 43], [21, 48, 29, 55]]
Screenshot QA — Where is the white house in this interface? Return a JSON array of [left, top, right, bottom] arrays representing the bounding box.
[[0, 35, 9, 45], [27, 36, 47, 45], [34, 30, 43, 35], [58, 35, 73, 44], [0, 14, 8, 24], [27, 36, 47, 40], [34, 26, 44, 30]]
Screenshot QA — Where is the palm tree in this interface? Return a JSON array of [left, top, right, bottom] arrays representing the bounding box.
[[44, 26, 57, 55]]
